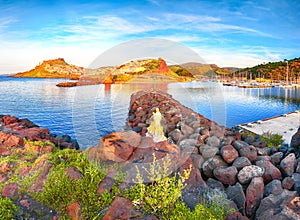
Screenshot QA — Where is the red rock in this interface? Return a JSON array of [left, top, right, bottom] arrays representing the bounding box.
[[239, 145, 257, 162], [226, 212, 249, 220], [246, 177, 264, 217], [66, 166, 83, 179], [282, 177, 295, 190], [0, 174, 8, 183], [280, 153, 296, 177], [213, 166, 238, 185], [4, 122, 24, 131], [202, 156, 227, 178], [0, 161, 11, 173], [131, 103, 138, 111], [18, 127, 50, 141], [284, 196, 300, 216], [97, 176, 115, 196], [66, 201, 81, 220], [102, 196, 142, 220], [221, 145, 239, 164], [131, 140, 180, 165], [3, 115, 18, 125], [20, 199, 31, 209], [0, 131, 21, 148], [256, 159, 282, 182], [19, 166, 32, 178], [2, 182, 19, 199], [0, 146, 11, 156], [31, 157, 48, 172], [179, 157, 207, 190], [29, 162, 52, 192], [89, 130, 141, 162], [41, 145, 53, 153]]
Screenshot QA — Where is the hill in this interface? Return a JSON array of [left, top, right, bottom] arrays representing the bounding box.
[[169, 62, 238, 79], [236, 57, 300, 81], [12, 58, 84, 80], [77, 58, 195, 85], [11, 57, 241, 86]]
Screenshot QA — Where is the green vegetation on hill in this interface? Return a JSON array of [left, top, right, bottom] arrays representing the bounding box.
[[234, 57, 300, 81]]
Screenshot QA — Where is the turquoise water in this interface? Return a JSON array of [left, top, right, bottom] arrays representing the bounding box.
[[1, 76, 299, 148]]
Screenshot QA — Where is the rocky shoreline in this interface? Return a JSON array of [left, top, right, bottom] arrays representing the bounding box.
[[1, 91, 300, 219], [88, 90, 300, 219]]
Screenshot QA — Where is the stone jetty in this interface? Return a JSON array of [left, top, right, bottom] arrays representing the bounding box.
[[89, 90, 300, 219]]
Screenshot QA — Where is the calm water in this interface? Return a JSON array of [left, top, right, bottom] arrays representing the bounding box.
[[1, 75, 299, 148]]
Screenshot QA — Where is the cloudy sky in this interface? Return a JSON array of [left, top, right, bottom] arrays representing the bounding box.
[[0, 0, 299, 73]]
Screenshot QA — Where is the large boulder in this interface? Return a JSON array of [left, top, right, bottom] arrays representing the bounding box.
[[202, 156, 227, 178], [88, 130, 141, 162], [280, 153, 296, 177], [238, 145, 257, 162], [291, 127, 300, 155], [246, 177, 264, 217], [102, 196, 143, 219], [237, 165, 264, 184], [232, 157, 251, 171], [1, 182, 19, 199], [213, 166, 238, 185], [256, 158, 282, 182], [220, 145, 239, 164], [256, 190, 299, 219], [226, 183, 246, 215]]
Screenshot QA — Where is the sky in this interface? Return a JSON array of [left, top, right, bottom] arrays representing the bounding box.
[[0, 0, 300, 73]]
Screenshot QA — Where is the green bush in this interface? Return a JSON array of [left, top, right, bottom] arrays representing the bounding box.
[[260, 132, 284, 147], [34, 149, 111, 219], [124, 154, 231, 219], [0, 196, 18, 219], [124, 154, 191, 218]]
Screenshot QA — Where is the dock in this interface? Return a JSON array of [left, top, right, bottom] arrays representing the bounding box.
[[237, 111, 300, 145]]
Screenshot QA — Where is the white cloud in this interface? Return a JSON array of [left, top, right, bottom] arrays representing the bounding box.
[[194, 46, 283, 68]]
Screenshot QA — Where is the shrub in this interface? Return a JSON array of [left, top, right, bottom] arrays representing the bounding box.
[[124, 154, 191, 218], [124, 153, 233, 219], [260, 132, 284, 147], [34, 149, 111, 219], [0, 196, 18, 219]]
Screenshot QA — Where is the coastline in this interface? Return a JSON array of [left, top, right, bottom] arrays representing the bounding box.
[[1, 91, 300, 219]]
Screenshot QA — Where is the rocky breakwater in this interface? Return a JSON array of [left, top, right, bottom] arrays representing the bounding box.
[[89, 90, 300, 220]]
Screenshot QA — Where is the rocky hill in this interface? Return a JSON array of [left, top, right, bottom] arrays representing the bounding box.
[[78, 58, 194, 86], [12, 58, 84, 80], [170, 62, 239, 79], [11, 57, 240, 86]]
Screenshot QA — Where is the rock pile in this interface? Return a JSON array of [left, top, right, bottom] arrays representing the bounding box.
[[90, 91, 300, 219], [0, 115, 79, 154]]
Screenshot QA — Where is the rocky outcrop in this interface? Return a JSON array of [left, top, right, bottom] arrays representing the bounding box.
[[0, 115, 79, 151], [12, 58, 84, 79]]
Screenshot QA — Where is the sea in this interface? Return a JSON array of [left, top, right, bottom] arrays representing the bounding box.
[[1, 75, 300, 149]]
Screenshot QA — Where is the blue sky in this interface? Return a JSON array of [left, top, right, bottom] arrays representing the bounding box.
[[0, 0, 300, 73]]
